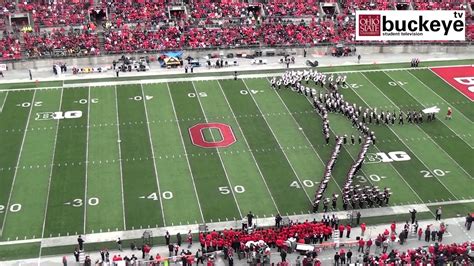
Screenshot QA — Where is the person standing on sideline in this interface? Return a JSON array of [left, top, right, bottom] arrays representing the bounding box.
[[357, 54, 361, 64], [356, 211, 361, 225], [466, 213, 472, 230], [446, 107, 452, 120], [346, 224, 352, 238], [334, 252, 340, 266], [196, 249, 204, 265], [73, 248, 80, 262], [116, 238, 122, 251], [360, 222, 367, 236], [409, 209, 417, 224], [187, 230, 193, 248], [247, 211, 254, 228], [275, 213, 282, 228], [303, 49, 307, 58], [347, 249, 353, 264], [436, 207, 442, 221], [177, 232, 182, 246], [29, 69, 32, 80], [165, 231, 171, 246], [77, 235, 84, 251], [418, 227, 423, 240], [280, 248, 287, 262]]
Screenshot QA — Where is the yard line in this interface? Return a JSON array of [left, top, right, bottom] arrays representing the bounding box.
[[216, 80, 280, 214], [385, 70, 473, 150], [265, 78, 344, 195], [166, 83, 205, 223], [39, 88, 64, 257], [191, 81, 243, 218], [140, 84, 167, 226], [0, 90, 36, 238], [405, 71, 473, 123], [360, 73, 459, 200], [0, 91, 8, 113], [113, 86, 127, 230], [385, 71, 473, 179], [241, 79, 312, 203], [345, 81, 428, 206], [83, 87, 91, 234], [428, 68, 474, 103]]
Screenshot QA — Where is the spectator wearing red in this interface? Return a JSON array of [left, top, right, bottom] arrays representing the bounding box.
[[366, 238, 373, 252], [360, 222, 367, 236], [390, 222, 396, 233], [346, 224, 351, 238], [338, 224, 344, 238], [358, 238, 365, 252]]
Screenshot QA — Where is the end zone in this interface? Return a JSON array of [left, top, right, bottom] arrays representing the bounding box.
[[431, 66, 474, 101]]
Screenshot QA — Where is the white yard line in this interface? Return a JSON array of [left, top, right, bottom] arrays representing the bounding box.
[[39, 88, 64, 258], [113, 86, 127, 230], [0, 91, 8, 112], [385, 71, 473, 150], [190, 81, 243, 219], [428, 68, 474, 102], [216, 80, 280, 214], [83, 86, 91, 234], [346, 79, 430, 207], [140, 84, 167, 227], [166, 83, 205, 224], [385, 71, 473, 178], [241, 79, 313, 203], [360, 73, 460, 201], [0, 90, 37, 238], [266, 78, 344, 195]]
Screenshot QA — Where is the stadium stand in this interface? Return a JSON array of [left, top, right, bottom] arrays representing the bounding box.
[[0, 0, 472, 60]]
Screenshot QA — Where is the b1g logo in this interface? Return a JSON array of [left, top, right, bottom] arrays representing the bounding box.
[[358, 14, 381, 36], [189, 123, 236, 148], [35, 111, 83, 120], [365, 151, 411, 164]]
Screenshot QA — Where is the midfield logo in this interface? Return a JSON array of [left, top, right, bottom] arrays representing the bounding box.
[[356, 10, 466, 41]]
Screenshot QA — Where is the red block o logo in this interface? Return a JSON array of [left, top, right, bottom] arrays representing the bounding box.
[[189, 123, 236, 148]]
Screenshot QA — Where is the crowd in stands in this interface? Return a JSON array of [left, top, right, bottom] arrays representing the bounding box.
[[23, 29, 99, 58], [0, 0, 472, 60], [17, 0, 89, 27], [0, 33, 21, 60]]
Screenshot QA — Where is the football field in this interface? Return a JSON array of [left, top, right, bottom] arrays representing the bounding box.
[[0, 63, 472, 246]]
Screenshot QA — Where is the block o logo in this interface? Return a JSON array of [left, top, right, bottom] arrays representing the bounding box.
[[189, 123, 236, 148], [358, 14, 381, 36]]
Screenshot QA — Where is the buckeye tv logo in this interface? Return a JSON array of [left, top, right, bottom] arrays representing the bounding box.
[[356, 10, 465, 41]]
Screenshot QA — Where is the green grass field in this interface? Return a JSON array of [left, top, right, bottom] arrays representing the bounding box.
[[0, 61, 472, 259]]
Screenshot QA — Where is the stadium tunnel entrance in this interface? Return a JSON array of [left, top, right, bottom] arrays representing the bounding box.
[[90, 9, 107, 23]]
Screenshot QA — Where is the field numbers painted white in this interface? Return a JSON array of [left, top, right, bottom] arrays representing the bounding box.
[[69, 197, 99, 207], [341, 83, 362, 89], [0, 203, 22, 213], [188, 92, 208, 98], [219, 186, 245, 195], [240, 89, 263, 95], [130, 95, 154, 101], [77, 98, 98, 104], [290, 180, 318, 188], [141, 192, 173, 200], [388, 81, 407, 86], [420, 169, 450, 178], [19, 101, 42, 108], [356, 174, 387, 183]]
